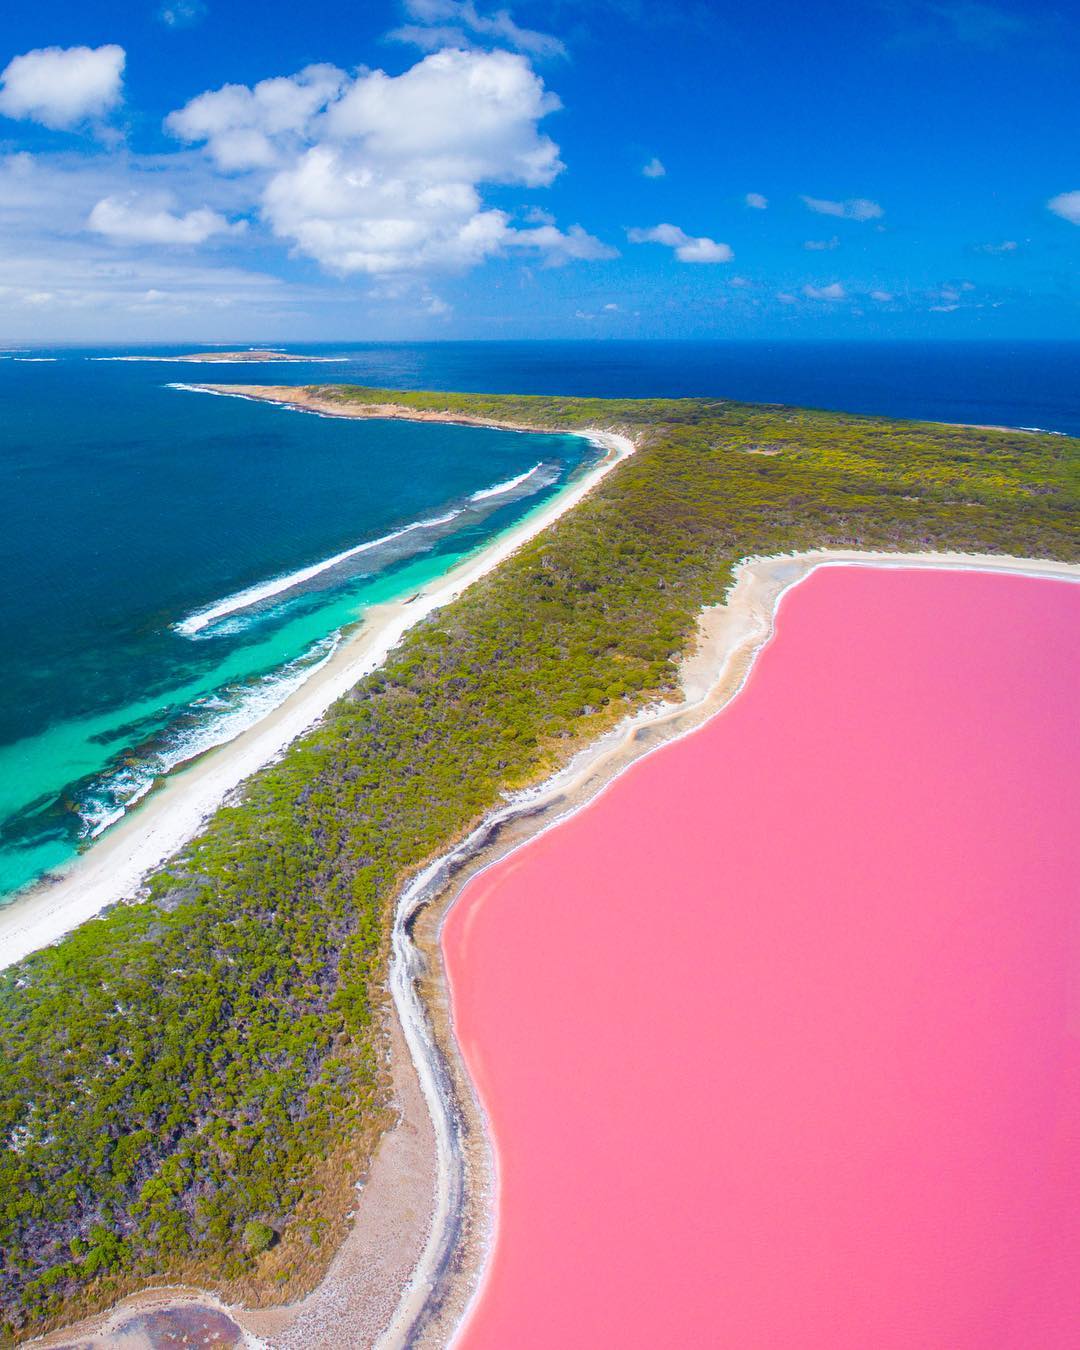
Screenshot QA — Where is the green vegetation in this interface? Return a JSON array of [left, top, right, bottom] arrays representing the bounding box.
[[242, 1221, 275, 1256], [1, 389, 1077, 1341]]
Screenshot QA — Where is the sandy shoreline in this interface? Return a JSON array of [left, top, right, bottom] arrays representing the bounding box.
[[192, 383, 601, 435], [0, 410, 634, 972], [28, 547, 1079, 1349], [437, 565, 1080, 1347]]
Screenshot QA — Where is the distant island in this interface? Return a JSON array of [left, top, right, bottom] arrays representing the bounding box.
[[93, 350, 345, 363], [175, 350, 344, 363]]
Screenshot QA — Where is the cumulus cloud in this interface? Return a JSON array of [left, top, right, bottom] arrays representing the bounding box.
[[745, 192, 767, 209], [976, 238, 1018, 253], [869, 289, 894, 301], [88, 192, 240, 245], [627, 222, 733, 263], [168, 48, 610, 275], [801, 195, 883, 221], [0, 44, 124, 129], [802, 282, 846, 300], [642, 156, 665, 178], [506, 222, 616, 265], [166, 64, 346, 170], [1047, 191, 1080, 225], [389, 0, 566, 59], [804, 236, 839, 251], [322, 48, 561, 183]]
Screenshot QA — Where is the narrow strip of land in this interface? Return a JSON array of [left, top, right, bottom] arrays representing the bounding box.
[[0, 410, 631, 970]]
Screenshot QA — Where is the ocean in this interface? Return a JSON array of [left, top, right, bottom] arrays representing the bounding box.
[[1, 339, 1077, 904]]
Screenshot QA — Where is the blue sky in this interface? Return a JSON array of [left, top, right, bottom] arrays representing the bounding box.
[[0, 0, 1077, 341]]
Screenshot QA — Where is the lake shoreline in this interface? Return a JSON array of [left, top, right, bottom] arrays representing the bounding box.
[[441, 565, 1080, 1347], [29, 549, 1079, 1349], [392, 548, 1080, 1347]]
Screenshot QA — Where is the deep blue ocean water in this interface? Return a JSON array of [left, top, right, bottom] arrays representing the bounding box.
[[1, 339, 1076, 904]]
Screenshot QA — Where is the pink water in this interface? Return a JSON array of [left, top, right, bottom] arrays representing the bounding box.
[[443, 568, 1080, 1350]]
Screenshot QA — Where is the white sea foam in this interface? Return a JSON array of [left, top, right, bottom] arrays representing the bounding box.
[[175, 510, 463, 637], [469, 462, 543, 501], [175, 462, 555, 638], [166, 380, 235, 395], [78, 635, 340, 840]]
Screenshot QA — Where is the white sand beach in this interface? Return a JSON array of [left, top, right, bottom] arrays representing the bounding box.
[[0, 419, 635, 971]]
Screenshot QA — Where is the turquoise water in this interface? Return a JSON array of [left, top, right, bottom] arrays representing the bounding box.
[[5, 337, 1077, 904], [0, 356, 597, 901]]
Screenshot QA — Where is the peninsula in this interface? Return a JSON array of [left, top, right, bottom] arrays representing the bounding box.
[[3, 389, 1077, 1348]]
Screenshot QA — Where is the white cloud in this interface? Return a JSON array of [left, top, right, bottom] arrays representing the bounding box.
[[801, 195, 883, 221], [0, 151, 269, 329], [0, 234, 288, 335], [803, 282, 846, 300], [0, 44, 124, 130], [603, 302, 619, 310], [1047, 191, 1080, 225], [159, 0, 207, 25], [322, 48, 561, 185], [804, 236, 839, 251], [869, 289, 894, 301], [776, 291, 798, 304], [975, 239, 1018, 253], [88, 192, 240, 245], [642, 156, 665, 178], [166, 64, 346, 170], [507, 222, 616, 265], [627, 222, 733, 263], [389, 0, 566, 59], [169, 48, 609, 276], [729, 275, 752, 287], [745, 192, 768, 209]]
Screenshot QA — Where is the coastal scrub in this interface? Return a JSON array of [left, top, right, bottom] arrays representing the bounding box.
[[0, 390, 1076, 1340]]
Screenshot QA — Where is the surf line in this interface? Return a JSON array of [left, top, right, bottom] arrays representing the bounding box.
[[175, 468, 554, 637], [174, 511, 463, 636]]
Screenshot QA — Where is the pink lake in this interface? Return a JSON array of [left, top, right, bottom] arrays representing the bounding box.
[[443, 567, 1080, 1350]]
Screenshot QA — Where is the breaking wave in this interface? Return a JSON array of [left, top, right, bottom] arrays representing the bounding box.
[[469, 462, 543, 501], [174, 510, 464, 637], [76, 635, 340, 840], [175, 462, 556, 638]]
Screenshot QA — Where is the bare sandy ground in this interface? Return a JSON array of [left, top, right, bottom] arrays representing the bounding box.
[[194, 384, 588, 433]]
